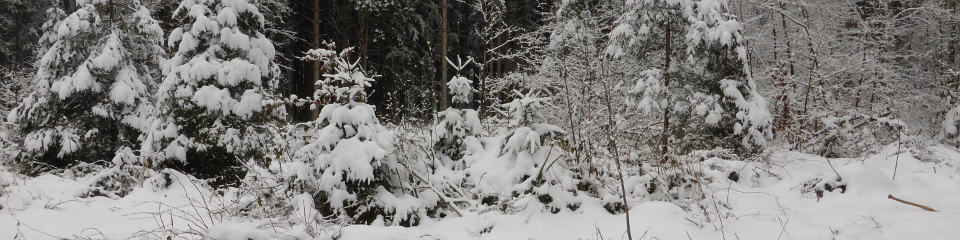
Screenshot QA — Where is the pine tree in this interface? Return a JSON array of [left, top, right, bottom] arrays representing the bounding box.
[[434, 56, 482, 167], [607, 0, 772, 157], [7, 0, 163, 170], [286, 47, 418, 225], [151, 0, 281, 185]]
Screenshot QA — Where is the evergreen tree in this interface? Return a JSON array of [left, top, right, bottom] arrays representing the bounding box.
[[434, 56, 482, 167], [607, 0, 772, 157], [286, 47, 418, 225], [7, 0, 163, 170], [151, 0, 280, 185], [467, 90, 579, 213]]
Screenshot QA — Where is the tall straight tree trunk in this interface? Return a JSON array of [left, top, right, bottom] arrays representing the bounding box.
[[780, 2, 795, 76], [660, 23, 672, 164], [440, 0, 450, 110], [311, 0, 321, 119], [950, 0, 959, 67], [61, 0, 76, 12], [949, 0, 960, 110], [361, 10, 370, 67]]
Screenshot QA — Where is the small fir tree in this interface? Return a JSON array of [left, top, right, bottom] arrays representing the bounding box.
[[150, 0, 281, 185], [285, 47, 420, 225], [8, 0, 163, 170], [607, 0, 773, 157], [434, 56, 482, 168]]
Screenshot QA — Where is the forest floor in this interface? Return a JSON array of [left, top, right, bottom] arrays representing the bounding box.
[[2, 143, 959, 240]]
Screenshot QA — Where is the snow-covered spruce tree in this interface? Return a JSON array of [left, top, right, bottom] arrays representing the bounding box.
[[607, 0, 772, 158], [152, 0, 280, 186], [467, 91, 580, 213], [433, 56, 482, 168], [282, 47, 420, 226], [6, 0, 163, 171]]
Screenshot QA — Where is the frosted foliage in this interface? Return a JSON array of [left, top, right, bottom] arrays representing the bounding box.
[[448, 76, 473, 105], [435, 110, 482, 143], [720, 80, 772, 147], [629, 69, 667, 114], [465, 91, 573, 210], [314, 55, 374, 105], [8, 0, 163, 163], [609, 0, 747, 63], [444, 56, 475, 105], [943, 105, 960, 139], [435, 61, 481, 162], [280, 47, 415, 224], [608, 0, 771, 151], [153, 0, 279, 163], [503, 92, 552, 128], [501, 124, 566, 157], [434, 108, 481, 162]]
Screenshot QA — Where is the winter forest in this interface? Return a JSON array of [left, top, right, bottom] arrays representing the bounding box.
[[1, 0, 959, 239]]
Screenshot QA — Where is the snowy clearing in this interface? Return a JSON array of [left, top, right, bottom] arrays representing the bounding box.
[[3, 144, 958, 240]]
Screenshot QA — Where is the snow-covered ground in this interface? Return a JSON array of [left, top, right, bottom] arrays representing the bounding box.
[[2, 144, 959, 240]]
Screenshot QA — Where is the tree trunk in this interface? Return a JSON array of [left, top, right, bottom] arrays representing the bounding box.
[[660, 23, 672, 164], [361, 10, 370, 67], [311, 0, 321, 119], [780, 2, 795, 76], [440, 0, 450, 110], [61, 0, 76, 12]]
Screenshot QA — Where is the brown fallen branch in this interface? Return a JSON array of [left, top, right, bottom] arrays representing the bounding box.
[[888, 194, 937, 212]]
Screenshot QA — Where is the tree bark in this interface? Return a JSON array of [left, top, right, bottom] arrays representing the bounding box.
[[660, 23, 672, 164], [62, 0, 77, 12], [311, 0, 321, 119], [440, 0, 450, 110]]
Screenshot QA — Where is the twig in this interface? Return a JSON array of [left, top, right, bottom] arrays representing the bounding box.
[[594, 222, 604, 240], [599, 54, 632, 240], [825, 158, 842, 180], [892, 113, 902, 180], [887, 194, 936, 212], [711, 195, 727, 240], [638, 226, 651, 240], [397, 162, 464, 217]]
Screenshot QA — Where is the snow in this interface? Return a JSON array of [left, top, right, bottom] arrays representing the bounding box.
[[177, 31, 199, 53], [447, 76, 473, 105], [191, 85, 236, 114], [51, 64, 96, 99], [2, 1, 956, 239], [90, 34, 121, 70], [943, 105, 960, 136], [206, 222, 271, 240], [328, 137, 383, 182], [2, 143, 960, 239], [55, 8, 93, 39], [216, 7, 239, 27], [56, 128, 80, 157], [218, 58, 261, 86], [233, 90, 263, 119], [220, 27, 251, 50]]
